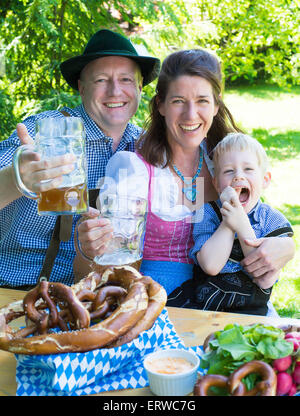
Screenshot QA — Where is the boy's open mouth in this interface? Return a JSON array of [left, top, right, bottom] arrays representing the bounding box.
[[234, 186, 250, 205]]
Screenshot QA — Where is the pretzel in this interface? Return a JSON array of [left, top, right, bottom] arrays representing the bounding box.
[[23, 281, 90, 334], [108, 275, 167, 347], [194, 360, 276, 396], [202, 332, 216, 352], [278, 323, 300, 334], [194, 374, 246, 396], [0, 266, 167, 355], [228, 360, 277, 396], [90, 286, 127, 320]]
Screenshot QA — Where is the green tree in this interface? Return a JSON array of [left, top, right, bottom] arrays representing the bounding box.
[[208, 0, 300, 86]]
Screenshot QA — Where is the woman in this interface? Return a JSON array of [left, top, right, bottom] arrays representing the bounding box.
[[74, 49, 294, 304]]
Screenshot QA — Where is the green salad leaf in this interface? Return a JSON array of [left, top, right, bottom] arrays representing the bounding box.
[[215, 326, 257, 360], [256, 337, 293, 359]]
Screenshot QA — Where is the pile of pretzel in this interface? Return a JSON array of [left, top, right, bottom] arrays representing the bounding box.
[[0, 265, 167, 355]]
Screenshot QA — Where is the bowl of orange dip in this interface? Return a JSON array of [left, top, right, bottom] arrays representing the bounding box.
[[144, 348, 200, 396]]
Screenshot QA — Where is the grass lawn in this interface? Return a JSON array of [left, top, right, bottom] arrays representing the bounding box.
[[225, 84, 300, 318]]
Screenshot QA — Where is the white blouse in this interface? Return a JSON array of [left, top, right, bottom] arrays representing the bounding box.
[[97, 141, 214, 222]]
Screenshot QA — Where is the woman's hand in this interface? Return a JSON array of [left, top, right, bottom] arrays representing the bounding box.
[[16, 123, 76, 194], [77, 207, 114, 260], [241, 236, 295, 289]]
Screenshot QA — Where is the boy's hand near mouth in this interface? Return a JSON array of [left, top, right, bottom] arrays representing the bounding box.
[[220, 185, 257, 258]]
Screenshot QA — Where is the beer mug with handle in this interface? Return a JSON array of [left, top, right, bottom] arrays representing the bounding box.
[[94, 194, 147, 267], [13, 117, 88, 215]]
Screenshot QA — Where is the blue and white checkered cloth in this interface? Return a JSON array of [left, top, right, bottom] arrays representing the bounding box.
[[15, 309, 204, 396], [0, 104, 140, 287]]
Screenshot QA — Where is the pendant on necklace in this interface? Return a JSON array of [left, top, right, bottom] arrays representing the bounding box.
[[172, 147, 203, 203], [182, 185, 197, 202]]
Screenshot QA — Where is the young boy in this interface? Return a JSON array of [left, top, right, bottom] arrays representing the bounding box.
[[188, 133, 294, 315]]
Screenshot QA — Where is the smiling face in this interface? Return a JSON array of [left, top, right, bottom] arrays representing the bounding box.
[[78, 56, 142, 139], [157, 75, 219, 154], [213, 149, 271, 213]]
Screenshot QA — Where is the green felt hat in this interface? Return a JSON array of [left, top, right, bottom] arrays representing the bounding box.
[[60, 29, 160, 90]]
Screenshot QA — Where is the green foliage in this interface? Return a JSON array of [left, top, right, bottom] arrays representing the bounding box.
[[0, 86, 17, 138], [209, 0, 300, 87], [132, 83, 155, 129]]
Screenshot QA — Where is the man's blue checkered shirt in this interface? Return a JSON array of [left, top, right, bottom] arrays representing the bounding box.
[[0, 104, 141, 287]]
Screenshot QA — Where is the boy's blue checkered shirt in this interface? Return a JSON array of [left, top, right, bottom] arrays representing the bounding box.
[[0, 104, 141, 287], [190, 199, 293, 273]]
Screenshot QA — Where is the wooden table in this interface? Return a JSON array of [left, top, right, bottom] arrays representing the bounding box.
[[0, 288, 298, 396]]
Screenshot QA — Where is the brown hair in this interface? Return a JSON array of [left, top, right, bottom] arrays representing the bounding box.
[[137, 49, 242, 167]]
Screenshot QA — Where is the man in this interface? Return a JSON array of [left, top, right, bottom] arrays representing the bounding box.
[[0, 29, 160, 288]]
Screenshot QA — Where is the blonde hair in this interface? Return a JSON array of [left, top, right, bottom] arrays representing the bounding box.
[[213, 132, 269, 175]]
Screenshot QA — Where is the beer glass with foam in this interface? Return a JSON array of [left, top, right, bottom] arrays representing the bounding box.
[[13, 117, 88, 215]]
